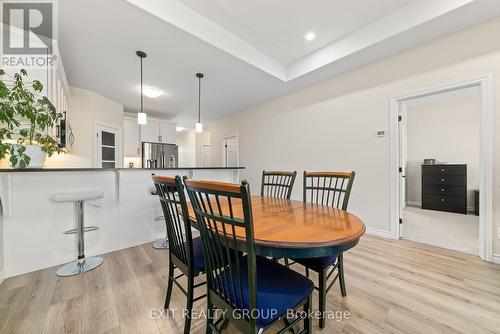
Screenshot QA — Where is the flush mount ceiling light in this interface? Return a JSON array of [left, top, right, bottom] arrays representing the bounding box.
[[136, 50, 147, 125], [195, 72, 204, 133], [305, 31, 316, 42], [142, 86, 163, 98], [176, 126, 186, 132]]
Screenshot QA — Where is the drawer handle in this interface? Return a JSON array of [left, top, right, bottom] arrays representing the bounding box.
[[441, 168, 445, 172], [441, 188, 445, 192], [441, 178, 445, 182], [441, 198, 445, 202]]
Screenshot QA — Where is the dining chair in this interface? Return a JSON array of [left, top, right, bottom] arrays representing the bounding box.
[[184, 177, 314, 334], [293, 171, 356, 328], [261, 170, 297, 199], [152, 175, 207, 334], [261, 170, 297, 265]]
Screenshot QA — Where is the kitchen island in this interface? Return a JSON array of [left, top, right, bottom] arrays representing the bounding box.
[[0, 167, 243, 279]]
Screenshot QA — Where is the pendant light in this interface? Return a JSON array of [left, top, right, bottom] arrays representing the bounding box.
[[195, 73, 204, 133], [136, 50, 147, 125]]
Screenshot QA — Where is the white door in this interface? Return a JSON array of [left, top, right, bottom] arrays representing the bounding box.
[[140, 120, 160, 143], [96, 125, 121, 168], [224, 136, 239, 167]]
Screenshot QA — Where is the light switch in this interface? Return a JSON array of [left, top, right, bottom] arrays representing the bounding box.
[[377, 130, 386, 137]]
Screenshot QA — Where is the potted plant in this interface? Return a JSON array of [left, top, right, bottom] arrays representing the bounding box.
[[0, 69, 63, 168]]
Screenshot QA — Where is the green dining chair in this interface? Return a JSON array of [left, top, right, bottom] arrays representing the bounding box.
[[152, 175, 207, 334], [261, 170, 297, 199], [261, 170, 298, 265], [292, 171, 356, 328], [184, 177, 314, 334]]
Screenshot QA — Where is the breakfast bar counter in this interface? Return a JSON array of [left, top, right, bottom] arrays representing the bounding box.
[[0, 167, 243, 278]]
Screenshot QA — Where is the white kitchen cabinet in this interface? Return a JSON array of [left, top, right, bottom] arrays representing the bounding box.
[[139, 119, 176, 144], [159, 122, 176, 144], [123, 117, 139, 157], [140, 119, 160, 143]]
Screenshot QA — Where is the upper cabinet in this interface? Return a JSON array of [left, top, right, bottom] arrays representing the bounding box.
[[139, 119, 176, 144], [123, 117, 140, 157], [159, 122, 177, 144], [140, 119, 161, 143]]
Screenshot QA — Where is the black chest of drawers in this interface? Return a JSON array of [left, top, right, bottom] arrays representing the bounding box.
[[421, 164, 467, 214]]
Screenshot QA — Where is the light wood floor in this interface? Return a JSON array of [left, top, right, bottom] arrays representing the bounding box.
[[1, 235, 500, 334]]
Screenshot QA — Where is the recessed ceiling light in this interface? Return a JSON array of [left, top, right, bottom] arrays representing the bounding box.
[[305, 32, 316, 42], [141, 86, 163, 98]]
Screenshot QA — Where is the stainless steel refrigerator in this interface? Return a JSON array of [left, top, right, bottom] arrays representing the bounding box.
[[142, 142, 178, 168]]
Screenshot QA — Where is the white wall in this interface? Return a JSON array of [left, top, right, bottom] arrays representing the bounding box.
[[177, 129, 196, 167], [45, 87, 124, 168], [405, 94, 480, 209], [196, 131, 211, 167], [207, 17, 500, 252]]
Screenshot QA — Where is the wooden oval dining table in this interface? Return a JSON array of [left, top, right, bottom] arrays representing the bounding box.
[[187, 195, 366, 259]]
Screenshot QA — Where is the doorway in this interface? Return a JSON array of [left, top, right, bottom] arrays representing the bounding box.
[[223, 135, 239, 167], [399, 87, 480, 255], [95, 124, 121, 168], [390, 76, 493, 261]]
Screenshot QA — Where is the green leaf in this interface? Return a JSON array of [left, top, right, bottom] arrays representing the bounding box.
[[32, 80, 43, 92]]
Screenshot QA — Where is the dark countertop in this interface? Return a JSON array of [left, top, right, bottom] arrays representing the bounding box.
[[0, 167, 245, 172]]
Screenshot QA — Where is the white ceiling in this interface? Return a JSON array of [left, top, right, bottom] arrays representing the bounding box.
[[58, 0, 500, 127], [178, 0, 414, 65]]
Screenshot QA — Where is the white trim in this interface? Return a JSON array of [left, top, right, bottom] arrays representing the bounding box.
[[390, 74, 494, 261], [0, 270, 5, 285], [365, 227, 394, 239], [125, 0, 473, 81], [492, 254, 500, 265]]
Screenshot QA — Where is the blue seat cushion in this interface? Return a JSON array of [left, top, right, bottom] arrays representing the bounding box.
[[190, 237, 205, 272], [214, 255, 314, 328], [293, 253, 339, 272]]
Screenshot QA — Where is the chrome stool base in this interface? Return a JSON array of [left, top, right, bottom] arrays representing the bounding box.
[[152, 238, 168, 250], [56, 256, 104, 277]]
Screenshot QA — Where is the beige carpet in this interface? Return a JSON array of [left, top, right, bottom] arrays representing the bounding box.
[[402, 205, 479, 255]]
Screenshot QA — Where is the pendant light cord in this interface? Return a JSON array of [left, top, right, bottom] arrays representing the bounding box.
[[198, 75, 201, 123], [140, 56, 144, 113]]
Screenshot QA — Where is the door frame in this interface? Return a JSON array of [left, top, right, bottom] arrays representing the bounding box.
[[94, 123, 122, 168], [390, 74, 493, 262]]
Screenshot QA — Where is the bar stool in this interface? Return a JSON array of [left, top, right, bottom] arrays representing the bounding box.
[[153, 215, 168, 249], [53, 191, 104, 277]]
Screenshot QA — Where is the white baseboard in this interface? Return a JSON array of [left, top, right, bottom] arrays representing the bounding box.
[[492, 253, 500, 265], [365, 227, 395, 239], [0, 270, 5, 285]]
